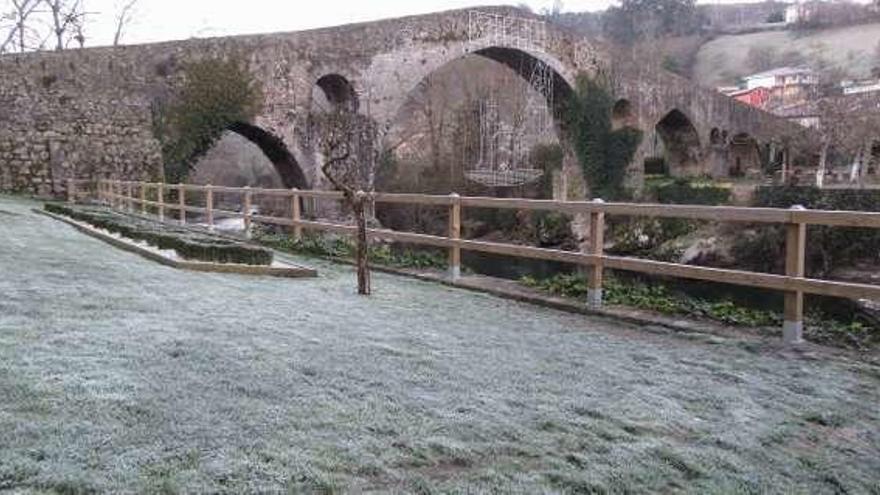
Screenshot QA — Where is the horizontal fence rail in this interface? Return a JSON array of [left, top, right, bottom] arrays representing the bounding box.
[[82, 179, 880, 345]]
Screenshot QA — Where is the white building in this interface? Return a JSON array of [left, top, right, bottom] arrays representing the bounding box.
[[841, 80, 880, 96], [785, 2, 818, 24], [743, 67, 818, 91]]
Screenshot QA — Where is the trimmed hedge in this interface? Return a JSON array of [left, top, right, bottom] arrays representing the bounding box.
[[45, 203, 273, 266]]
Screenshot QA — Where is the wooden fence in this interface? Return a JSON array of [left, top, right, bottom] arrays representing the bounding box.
[[82, 178, 880, 345]]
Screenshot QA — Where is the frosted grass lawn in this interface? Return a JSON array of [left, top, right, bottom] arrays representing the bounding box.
[[1, 195, 879, 493]]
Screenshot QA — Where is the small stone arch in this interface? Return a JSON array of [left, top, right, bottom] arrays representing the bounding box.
[[314, 74, 358, 113], [729, 132, 761, 178], [655, 109, 702, 176], [611, 99, 638, 130], [710, 127, 723, 146]]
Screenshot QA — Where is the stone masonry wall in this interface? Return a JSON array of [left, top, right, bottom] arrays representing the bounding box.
[[0, 92, 162, 195]]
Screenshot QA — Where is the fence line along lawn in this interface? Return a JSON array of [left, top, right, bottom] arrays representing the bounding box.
[[1, 196, 879, 494]]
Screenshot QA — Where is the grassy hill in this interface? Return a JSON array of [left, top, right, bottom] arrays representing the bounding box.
[[693, 23, 880, 87]]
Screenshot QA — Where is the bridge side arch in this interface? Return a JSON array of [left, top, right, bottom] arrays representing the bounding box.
[[226, 122, 309, 189], [653, 109, 702, 177]]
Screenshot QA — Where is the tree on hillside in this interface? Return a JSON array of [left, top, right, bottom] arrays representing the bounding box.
[[152, 58, 263, 183], [603, 0, 703, 45], [748, 45, 778, 73]]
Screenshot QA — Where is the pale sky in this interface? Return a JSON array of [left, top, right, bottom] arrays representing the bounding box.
[[69, 0, 767, 47]]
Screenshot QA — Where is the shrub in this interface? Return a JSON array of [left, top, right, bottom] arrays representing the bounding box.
[[45, 204, 273, 266], [734, 186, 880, 276], [650, 177, 731, 206], [152, 57, 263, 183]]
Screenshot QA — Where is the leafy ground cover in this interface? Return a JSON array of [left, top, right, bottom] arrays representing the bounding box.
[[257, 230, 447, 271], [45, 203, 273, 265], [521, 273, 880, 351], [2, 195, 880, 493]]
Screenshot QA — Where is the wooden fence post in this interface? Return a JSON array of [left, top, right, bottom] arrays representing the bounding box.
[[291, 189, 302, 241], [126, 182, 133, 212], [243, 186, 253, 238], [179, 184, 186, 225], [139, 182, 147, 214], [67, 179, 75, 203], [205, 184, 214, 231], [157, 183, 165, 222], [784, 205, 807, 345], [588, 198, 606, 309], [449, 193, 461, 280]]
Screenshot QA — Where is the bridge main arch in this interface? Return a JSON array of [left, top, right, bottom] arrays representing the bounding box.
[[373, 45, 577, 198]]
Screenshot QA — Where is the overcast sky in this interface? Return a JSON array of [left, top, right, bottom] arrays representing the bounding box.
[[73, 0, 767, 47]]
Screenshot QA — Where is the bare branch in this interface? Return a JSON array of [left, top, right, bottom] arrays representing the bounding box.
[[112, 0, 136, 46], [43, 0, 87, 50], [1, 0, 41, 53]]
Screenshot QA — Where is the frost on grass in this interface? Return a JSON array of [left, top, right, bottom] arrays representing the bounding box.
[[1, 196, 880, 493]]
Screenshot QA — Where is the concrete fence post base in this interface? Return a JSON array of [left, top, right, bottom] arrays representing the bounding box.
[[783, 321, 804, 346], [587, 288, 603, 310]]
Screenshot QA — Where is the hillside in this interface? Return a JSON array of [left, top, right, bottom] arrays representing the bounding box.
[[693, 22, 880, 88]]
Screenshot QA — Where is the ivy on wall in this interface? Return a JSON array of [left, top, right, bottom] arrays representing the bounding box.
[[564, 74, 643, 201], [152, 57, 263, 183]]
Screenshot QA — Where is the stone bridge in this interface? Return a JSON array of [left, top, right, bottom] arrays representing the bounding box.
[[0, 5, 809, 196]]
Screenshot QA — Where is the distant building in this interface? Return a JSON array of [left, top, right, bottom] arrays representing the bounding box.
[[724, 87, 772, 109], [741, 67, 819, 105], [784, 0, 866, 27], [841, 79, 880, 96], [784, 3, 815, 24], [770, 101, 821, 129], [743, 67, 817, 90]]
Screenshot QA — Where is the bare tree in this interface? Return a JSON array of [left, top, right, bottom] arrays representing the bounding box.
[[43, 0, 86, 50], [0, 0, 41, 53], [815, 96, 880, 186], [112, 0, 136, 46], [318, 109, 377, 295]]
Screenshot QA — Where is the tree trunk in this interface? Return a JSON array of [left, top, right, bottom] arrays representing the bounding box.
[[353, 194, 371, 296], [816, 139, 829, 188]]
